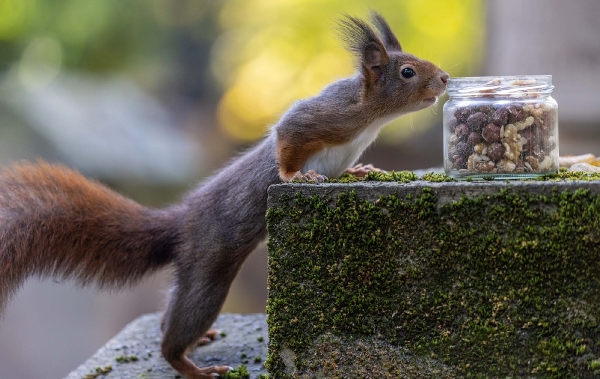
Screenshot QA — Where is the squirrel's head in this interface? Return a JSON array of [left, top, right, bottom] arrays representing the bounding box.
[[338, 12, 448, 114]]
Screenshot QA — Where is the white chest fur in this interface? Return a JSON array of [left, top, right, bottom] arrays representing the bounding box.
[[301, 113, 403, 178]]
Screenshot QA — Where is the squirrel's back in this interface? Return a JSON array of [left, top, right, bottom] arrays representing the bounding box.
[[0, 161, 182, 312]]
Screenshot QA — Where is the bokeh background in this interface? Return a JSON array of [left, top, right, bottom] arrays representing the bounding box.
[[0, 0, 599, 378]]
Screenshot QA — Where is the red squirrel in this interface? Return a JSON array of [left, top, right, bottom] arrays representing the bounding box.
[[0, 12, 447, 379]]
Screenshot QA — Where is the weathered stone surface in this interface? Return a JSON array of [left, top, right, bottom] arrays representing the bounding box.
[[266, 180, 600, 378], [65, 313, 268, 379]]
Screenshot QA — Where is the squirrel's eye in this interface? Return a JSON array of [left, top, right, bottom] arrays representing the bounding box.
[[401, 67, 416, 79]]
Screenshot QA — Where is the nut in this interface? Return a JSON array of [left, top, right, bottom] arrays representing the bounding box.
[[466, 112, 488, 132], [503, 124, 519, 141], [473, 142, 486, 155], [487, 142, 505, 162], [491, 107, 508, 125], [453, 156, 468, 169], [468, 131, 483, 145], [507, 105, 526, 123], [454, 107, 471, 123], [455, 123, 469, 140], [497, 159, 516, 172], [447, 116, 459, 133], [526, 156, 539, 170], [538, 155, 553, 171], [514, 116, 534, 131], [481, 123, 501, 142], [455, 141, 470, 156]]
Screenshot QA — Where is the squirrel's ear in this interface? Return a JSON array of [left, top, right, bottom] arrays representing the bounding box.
[[370, 11, 402, 52], [338, 15, 389, 84]]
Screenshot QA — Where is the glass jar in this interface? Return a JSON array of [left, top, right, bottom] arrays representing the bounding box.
[[443, 76, 558, 180]]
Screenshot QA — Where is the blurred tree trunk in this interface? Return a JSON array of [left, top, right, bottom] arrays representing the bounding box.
[[486, 0, 600, 154]]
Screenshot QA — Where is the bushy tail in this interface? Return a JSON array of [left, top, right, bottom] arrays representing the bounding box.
[[0, 161, 183, 313]]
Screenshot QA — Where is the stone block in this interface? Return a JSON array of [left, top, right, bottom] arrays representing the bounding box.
[[266, 180, 600, 378]]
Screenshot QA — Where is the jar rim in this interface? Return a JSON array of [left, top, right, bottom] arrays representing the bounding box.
[[447, 75, 553, 96]]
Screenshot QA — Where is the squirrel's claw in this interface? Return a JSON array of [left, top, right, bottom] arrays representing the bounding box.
[[196, 329, 220, 346], [344, 163, 385, 177], [291, 170, 328, 183]]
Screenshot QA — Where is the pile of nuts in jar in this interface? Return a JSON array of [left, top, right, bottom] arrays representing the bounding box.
[[447, 102, 557, 175]]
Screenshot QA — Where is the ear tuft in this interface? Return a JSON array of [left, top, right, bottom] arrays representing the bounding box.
[[370, 11, 402, 52], [337, 14, 389, 83]]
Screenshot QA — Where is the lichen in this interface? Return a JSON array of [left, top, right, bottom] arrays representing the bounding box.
[[266, 187, 600, 378]]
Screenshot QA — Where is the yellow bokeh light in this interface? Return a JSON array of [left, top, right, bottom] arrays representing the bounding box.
[[0, 0, 36, 40], [212, 1, 485, 142]]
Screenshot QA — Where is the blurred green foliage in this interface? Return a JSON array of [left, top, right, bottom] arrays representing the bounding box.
[[0, 0, 485, 143], [0, 0, 221, 90]]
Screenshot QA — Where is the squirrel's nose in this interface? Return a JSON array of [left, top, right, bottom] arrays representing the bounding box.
[[440, 72, 449, 85]]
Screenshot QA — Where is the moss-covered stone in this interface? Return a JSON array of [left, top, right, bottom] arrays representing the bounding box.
[[266, 181, 600, 378]]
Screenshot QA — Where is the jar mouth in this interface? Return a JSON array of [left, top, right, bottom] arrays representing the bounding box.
[[447, 75, 553, 97]]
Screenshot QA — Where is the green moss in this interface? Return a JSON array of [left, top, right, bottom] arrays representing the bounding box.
[[220, 365, 250, 379], [115, 355, 138, 363], [365, 170, 418, 182], [326, 173, 363, 183], [535, 167, 600, 181], [327, 171, 419, 183], [419, 172, 457, 182], [266, 186, 600, 378], [322, 167, 600, 185], [82, 365, 112, 379]]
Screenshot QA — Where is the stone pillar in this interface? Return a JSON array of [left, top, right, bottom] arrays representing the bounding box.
[[266, 180, 600, 378]]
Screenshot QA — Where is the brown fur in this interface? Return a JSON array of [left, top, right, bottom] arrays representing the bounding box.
[[0, 12, 447, 379], [0, 161, 182, 311]]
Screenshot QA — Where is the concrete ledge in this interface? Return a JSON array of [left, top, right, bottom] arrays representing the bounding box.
[[65, 313, 268, 379], [266, 180, 600, 378]]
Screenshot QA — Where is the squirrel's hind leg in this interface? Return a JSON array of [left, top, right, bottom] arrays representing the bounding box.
[[160, 276, 233, 378]]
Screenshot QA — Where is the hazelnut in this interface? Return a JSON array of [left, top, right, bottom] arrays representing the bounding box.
[[467, 131, 483, 145], [453, 156, 467, 169], [540, 110, 555, 132], [447, 116, 458, 133], [481, 123, 501, 142], [487, 142, 505, 162], [520, 129, 531, 151], [454, 107, 471, 123], [507, 105, 526, 123], [466, 112, 488, 132], [491, 107, 509, 125], [526, 156, 539, 170], [474, 104, 494, 115], [448, 147, 457, 160], [455, 141, 470, 157], [455, 123, 469, 140]]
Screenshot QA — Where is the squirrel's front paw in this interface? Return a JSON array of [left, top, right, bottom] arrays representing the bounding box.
[[291, 170, 328, 183], [344, 163, 384, 178]]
